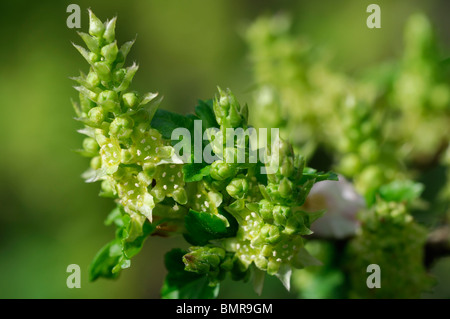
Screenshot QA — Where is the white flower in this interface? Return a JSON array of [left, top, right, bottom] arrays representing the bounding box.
[[303, 175, 365, 239]]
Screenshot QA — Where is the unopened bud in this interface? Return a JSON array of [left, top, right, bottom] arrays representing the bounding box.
[[122, 92, 139, 108], [226, 178, 249, 199], [110, 116, 134, 139], [88, 106, 107, 127], [101, 41, 118, 63], [88, 9, 105, 38]]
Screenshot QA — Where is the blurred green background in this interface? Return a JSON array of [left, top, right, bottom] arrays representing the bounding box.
[[0, 0, 449, 298]]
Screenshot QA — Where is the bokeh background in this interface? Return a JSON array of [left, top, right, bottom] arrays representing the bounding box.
[[0, 0, 449, 298]]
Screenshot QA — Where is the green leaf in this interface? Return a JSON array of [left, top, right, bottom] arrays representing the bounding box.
[[195, 99, 219, 129], [151, 109, 194, 140], [182, 163, 211, 182], [89, 239, 122, 281], [161, 249, 220, 299], [122, 219, 156, 258], [104, 205, 125, 227], [89, 206, 156, 280], [378, 180, 424, 203], [184, 209, 238, 245]]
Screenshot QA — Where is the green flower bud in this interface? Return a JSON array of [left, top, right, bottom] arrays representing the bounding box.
[[83, 137, 99, 154], [90, 156, 102, 170], [254, 256, 268, 270], [79, 93, 95, 113], [86, 70, 100, 88], [98, 90, 119, 113], [113, 68, 126, 85], [260, 224, 281, 244], [210, 247, 226, 260], [88, 106, 107, 127], [183, 246, 226, 275], [213, 87, 245, 128], [183, 254, 211, 274], [210, 161, 237, 180], [100, 179, 115, 197], [279, 177, 293, 198], [261, 245, 272, 257], [226, 177, 249, 199], [93, 61, 111, 82], [284, 214, 311, 236], [273, 205, 291, 226], [267, 258, 281, 275], [122, 92, 139, 108], [88, 9, 105, 38], [89, 52, 100, 63], [259, 199, 274, 220], [103, 17, 117, 43], [101, 41, 119, 63], [110, 116, 134, 139], [280, 157, 294, 178]]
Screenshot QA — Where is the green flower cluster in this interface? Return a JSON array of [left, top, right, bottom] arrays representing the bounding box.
[[392, 14, 450, 160], [72, 10, 187, 225], [72, 11, 336, 297], [347, 199, 434, 298], [222, 138, 326, 281], [180, 88, 335, 290]]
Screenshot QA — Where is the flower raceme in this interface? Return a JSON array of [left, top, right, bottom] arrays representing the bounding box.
[[72, 10, 337, 298]]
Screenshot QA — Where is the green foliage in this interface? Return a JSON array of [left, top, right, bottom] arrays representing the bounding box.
[[89, 205, 156, 281]]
